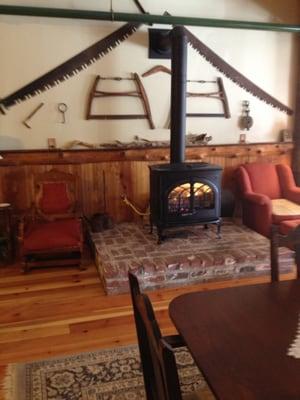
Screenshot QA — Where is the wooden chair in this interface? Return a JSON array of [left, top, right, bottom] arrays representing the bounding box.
[[128, 272, 209, 400], [19, 169, 84, 273], [270, 224, 300, 281]]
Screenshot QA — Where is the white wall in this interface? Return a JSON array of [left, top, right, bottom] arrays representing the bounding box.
[[0, 0, 299, 149]]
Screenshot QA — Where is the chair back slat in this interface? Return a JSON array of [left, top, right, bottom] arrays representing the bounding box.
[[128, 272, 182, 400]]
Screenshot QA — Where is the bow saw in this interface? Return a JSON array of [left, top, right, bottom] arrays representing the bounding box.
[[0, 16, 293, 116]]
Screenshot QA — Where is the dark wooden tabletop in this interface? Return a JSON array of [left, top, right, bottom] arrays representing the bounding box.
[[169, 281, 300, 400]]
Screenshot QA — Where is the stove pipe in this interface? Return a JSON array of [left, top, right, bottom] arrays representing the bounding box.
[[170, 26, 187, 164]]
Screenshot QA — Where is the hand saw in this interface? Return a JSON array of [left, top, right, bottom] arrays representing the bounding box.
[[0, 20, 292, 117], [185, 28, 293, 115], [0, 22, 141, 111]]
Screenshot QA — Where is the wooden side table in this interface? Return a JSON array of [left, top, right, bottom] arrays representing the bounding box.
[[270, 222, 300, 282], [0, 203, 13, 265]]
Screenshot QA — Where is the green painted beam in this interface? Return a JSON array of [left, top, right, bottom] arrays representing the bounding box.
[[0, 5, 299, 33]]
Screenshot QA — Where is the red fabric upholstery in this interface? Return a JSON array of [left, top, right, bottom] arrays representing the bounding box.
[[242, 163, 282, 199], [279, 219, 300, 236], [272, 213, 300, 224], [277, 164, 300, 204], [23, 218, 81, 252], [241, 195, 272, 238], [236, 163, 300, 237], [39, 182, 71, 214]]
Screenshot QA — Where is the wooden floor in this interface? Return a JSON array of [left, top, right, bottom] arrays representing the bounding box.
[[0, 259, 295, 394]]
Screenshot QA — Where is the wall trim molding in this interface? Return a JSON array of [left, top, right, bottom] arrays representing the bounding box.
[[0, 142, 293, 166]]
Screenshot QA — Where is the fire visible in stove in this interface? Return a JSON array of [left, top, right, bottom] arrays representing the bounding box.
[[168, 182, 214, 216]]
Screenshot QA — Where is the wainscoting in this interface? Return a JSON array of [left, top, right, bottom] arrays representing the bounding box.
[[0, 142, 293, 222]]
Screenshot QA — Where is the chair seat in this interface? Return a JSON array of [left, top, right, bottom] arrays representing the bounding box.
[[23, 218, 81, 253], [279, 219, 300, 236], [272, 199, 300, 224]]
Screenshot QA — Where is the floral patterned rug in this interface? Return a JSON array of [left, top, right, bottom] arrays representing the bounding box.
[[4, 344, 213, 400]]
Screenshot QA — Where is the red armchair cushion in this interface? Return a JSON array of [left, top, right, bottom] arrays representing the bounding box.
[[39, 182, 71, 214], [243, 163, 282, 199], [23, 218, 81, 252], [279, 219, 300, 236]]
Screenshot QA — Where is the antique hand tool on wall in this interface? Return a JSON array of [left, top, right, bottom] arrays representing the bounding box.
[[142, 28, 292, 116], [142, 65, 230, 122], [22, 102, 44, 128], [0, 21, 292, 117], [0, 22, 141, 111], [58, 103, 68, 123], [142, 65, 171, 77], [86, 74, 155, 129], [185, 27, 293, 115], [187, 77, 231, 118]]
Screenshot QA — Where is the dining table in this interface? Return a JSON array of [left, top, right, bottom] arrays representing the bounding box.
[[169, 280, 300, 400]]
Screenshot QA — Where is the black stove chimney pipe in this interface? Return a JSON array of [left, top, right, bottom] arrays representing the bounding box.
[[170, 26, 187, 164]]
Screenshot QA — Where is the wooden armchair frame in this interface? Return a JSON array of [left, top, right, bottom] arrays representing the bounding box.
[[19, 169, 84, 273]]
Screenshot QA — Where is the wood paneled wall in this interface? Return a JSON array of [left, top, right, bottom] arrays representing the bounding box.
[[0, 142, 293, 222]]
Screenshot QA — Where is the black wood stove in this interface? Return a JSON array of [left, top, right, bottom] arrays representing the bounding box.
[[149, 26, 222, 243]]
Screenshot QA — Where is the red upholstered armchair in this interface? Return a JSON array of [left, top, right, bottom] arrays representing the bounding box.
[[236, 163, 300, 237], [19, 169, 84, 272]]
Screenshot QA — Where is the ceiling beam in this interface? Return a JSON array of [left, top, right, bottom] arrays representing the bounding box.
[[0, 5, 300, 33]]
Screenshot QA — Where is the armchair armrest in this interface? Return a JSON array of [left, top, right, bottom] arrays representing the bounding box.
[[242, 192, 272, 237], [285, 187, 300, 204], [277, 164, 300, 204], [243, 192, 271, 207]]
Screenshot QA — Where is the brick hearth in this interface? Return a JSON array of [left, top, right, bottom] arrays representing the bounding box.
[[91, 220, 294, 295]]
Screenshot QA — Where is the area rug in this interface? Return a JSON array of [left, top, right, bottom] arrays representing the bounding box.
[[3, 344, 213, 400]]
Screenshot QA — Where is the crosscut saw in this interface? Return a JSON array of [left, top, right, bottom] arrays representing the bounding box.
[[185, 27, 293, 115], [0, 22, 292, 116], [0, 22, 142, 113]]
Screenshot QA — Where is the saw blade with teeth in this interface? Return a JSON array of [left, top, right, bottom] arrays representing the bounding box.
[[0, 22, 142, 110], [185, 27, 293, 115]]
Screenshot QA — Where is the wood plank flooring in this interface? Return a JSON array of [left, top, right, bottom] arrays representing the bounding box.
[[0, 260, 295, 396]]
